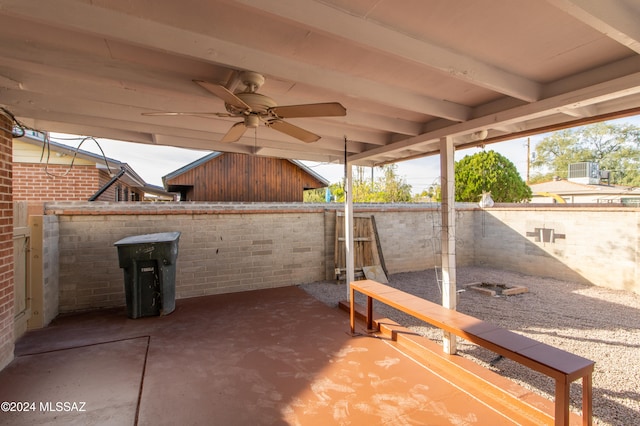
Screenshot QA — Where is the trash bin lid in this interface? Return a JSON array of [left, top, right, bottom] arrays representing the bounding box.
[[114, 231, 181, 246]]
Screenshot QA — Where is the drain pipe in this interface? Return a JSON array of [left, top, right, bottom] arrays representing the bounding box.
[[89, 167, 126, 201]]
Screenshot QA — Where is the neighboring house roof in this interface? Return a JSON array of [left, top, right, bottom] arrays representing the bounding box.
[[18, 130, 125, 168], [16, 131, 174, 199], [162, 152, 221, 185], [162, 152, 330, 187], [143, 183, 176, 201], [530, 179, 640, 202], [290, 159, 330, 187]]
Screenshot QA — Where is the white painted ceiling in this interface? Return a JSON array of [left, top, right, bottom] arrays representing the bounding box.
[[1, 0, 639, 166]]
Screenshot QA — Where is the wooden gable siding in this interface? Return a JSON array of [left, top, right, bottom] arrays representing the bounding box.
[[166, 153, 326, 202]]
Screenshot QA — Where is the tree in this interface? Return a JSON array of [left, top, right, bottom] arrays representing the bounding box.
[[414, 184, 441, 202], [322, 164, 412, 203], [303, 188, 326, 202], [375, 164, 412, 202], [531, 122, 640, 186], [352, 166, 378, 202], [455, 150, 531, 202]]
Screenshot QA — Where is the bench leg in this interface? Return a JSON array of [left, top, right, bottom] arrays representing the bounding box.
[[366, 295, 373, 331], [350, 285, 355, 334], [582, 374, 592, 426], [555, 376, 570, 426]]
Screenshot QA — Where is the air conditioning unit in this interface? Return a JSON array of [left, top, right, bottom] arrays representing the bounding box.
[[568, 162, 600, 184]]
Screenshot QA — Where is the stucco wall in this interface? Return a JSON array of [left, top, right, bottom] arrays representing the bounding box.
[[42, 202, 640, 313]]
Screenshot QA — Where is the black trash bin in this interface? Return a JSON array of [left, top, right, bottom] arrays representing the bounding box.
[[114, 232, 181, 319]]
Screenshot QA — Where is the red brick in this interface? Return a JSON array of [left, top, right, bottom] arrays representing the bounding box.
[[0, 111, 14, 366]]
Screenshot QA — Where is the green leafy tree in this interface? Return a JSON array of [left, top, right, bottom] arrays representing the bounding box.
[[413, 184, 441, 202], [303, 188, 326, 202], [429, 184, 442, 202], [352, 166, 378, 202], [324, 164, 412, 203], [455, 150, 531, 202], [375, 164, 412, 202], [531, 122, 640, 185], [328, 182, 345, 202]]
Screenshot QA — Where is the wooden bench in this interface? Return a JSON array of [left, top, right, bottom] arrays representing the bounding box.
[[349, 279, 594, 426]]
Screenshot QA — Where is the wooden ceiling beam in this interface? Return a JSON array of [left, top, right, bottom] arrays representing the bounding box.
[[549, 0, 640, 53], [0, 0, 470, 121], [234, 0, 542, 102]]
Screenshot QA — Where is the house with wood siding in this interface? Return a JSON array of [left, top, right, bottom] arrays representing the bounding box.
[[163, 152, 329, 202], [13, 131, 172, 202]]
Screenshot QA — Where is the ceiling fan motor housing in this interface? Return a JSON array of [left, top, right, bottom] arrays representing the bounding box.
[[244, 115, 260, 128], [225, 92, 278, 116], [149, 71, 343, 143]]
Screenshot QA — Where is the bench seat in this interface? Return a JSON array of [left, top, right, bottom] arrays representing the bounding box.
[[349, 279, 594, 426]]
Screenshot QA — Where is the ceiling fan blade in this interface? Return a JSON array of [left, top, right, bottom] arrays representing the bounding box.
[[266, 120, 320, 143], [194, 80, 251, 111], [142, 111, 234, 118], [270, 102, 346, 119], [221, 121, 248, 142]]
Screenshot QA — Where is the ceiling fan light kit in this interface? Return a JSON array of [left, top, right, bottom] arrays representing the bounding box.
[[144, 71, 346, 144]]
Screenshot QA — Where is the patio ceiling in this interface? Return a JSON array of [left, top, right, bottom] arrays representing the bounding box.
[[1, 0, 639, 166]]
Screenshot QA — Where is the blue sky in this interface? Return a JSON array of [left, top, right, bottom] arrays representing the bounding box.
[[50, 113, 640, 194]]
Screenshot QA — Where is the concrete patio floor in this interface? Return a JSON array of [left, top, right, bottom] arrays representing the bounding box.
[[0, 286, 567, 425]]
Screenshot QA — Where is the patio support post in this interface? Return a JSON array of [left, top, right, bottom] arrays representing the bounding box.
[[440, 136, 458, 355], [345, 162, 355, 299]]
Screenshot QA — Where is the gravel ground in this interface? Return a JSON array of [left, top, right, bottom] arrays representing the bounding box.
[[299, 266, 640, 426]]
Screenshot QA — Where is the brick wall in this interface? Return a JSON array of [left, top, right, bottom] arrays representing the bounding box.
[[13, 164, 100, 201], [13, 164, 142, 202], [0, 111, 14, 369]]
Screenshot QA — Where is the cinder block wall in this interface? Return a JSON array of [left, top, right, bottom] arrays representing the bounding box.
[[0, 111, 14, 370], [473, 206, 640, 292], [43, 215, 59, 324], [42, 202, 640, 313], [349, 205, 475, 274], [47, 203, 455, 312], [53, 204, 332, 312]]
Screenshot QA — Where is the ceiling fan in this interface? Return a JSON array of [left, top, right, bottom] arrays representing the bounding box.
[[143, 71, 346, 143]]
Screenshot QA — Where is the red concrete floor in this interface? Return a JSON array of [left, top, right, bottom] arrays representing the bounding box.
[[0, 286, 561, 425]]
